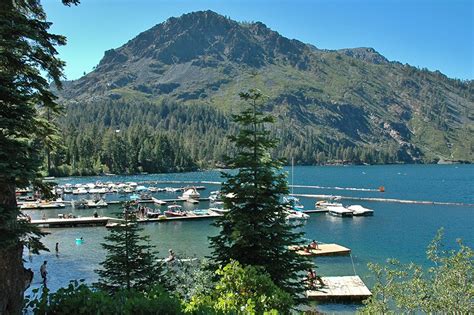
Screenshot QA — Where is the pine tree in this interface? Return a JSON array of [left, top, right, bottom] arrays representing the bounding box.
[[209, 89, 311, 299], [0, 0, 78, 312], [95, 202, 166, 293]]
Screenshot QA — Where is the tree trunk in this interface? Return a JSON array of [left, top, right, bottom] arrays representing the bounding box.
[[0, 182, 31, 314]]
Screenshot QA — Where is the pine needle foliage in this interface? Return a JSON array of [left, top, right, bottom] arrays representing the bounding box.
[[209, 89, 311, 299], [95, 202, 166, 293]]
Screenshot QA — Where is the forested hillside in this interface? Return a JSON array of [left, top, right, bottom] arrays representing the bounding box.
[[49, 11, 474, 175]]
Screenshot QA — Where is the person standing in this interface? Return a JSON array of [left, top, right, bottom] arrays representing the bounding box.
[[40, 261, 48, 285]]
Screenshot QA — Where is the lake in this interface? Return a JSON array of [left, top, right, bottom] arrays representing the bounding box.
[[23, 164, 474, 313]]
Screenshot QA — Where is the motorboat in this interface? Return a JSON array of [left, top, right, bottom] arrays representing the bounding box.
[[283, 196, 304, 211], [181, 187, 200, 200], [315, 200, 343, 209], [146, 208, 161, 218], [347, 205, 374, 216], [164, 204, 187, 217], [327, 205, 353, 217], [193, 209, 209, 216], [85, 199, 108, 208], [72, 187, 88, 195], [152, 197, 167, 205], [209, 206, 230, 215], [209, 191, 222, 203], [286, 210, 309, 220]]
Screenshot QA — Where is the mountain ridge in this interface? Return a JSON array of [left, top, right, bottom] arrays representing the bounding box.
[[54, 10, 474, 169]]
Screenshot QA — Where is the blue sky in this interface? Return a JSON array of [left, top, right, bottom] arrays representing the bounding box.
[[43, 0, 473, 80]]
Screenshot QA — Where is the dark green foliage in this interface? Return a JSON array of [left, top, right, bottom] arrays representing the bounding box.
[[210, 89, 311, 299], [24, 280, 183, 314], [95, 202, 166, 293], [46, 99, 406, 177], [362, 229, 474, 313]]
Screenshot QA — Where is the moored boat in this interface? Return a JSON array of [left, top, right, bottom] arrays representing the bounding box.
[[164, 204, 187, 217], [286, 210, 309, 220], [327, 206, 353, 217], [181, 187, 200, 200], [86, 199, 108, 208], [347, 205, 374, 216], [315, 200, 343, 209]]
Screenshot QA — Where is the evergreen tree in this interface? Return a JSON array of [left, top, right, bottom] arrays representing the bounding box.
[[0, 0, 78, 312], [95, 202, 166, 293], [209, 89, 311, 299]]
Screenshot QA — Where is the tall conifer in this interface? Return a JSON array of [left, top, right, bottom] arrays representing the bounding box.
[[95, 202, 166, 293], [210, 89, 311, 298]]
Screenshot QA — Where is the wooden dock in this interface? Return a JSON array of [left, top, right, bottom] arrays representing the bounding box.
[[290, 243, 351, 256], [30, 216, 117, 227], [306, 276, 371, 301]]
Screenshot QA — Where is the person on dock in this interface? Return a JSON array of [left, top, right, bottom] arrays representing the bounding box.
[[310, 240, 319, 250], [40, 261, 48, 285], [42, 213, 46, 221], [307, 268, 324, 288], [93, 210, 98, 218]]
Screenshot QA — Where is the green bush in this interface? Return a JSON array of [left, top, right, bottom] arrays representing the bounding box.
[[24, 280, 183, 314]]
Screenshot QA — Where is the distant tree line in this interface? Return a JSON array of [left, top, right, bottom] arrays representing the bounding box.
[[45, 100, 413, 176]]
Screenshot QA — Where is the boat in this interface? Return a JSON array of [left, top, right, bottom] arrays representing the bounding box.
[[327, 206, 353, 217], [209, 191, 222, 203], [193, 209, 209, 216], [139, 193, 153, 202], [347, 205, 374, 216], [164, 204, 187, 217], [152, 197, 167, 205], [315, 200, 343, 209], [284, 196, 304, 211], [209, 206, 230, 215], [129, 194, 140, 201], [38, 201, 66, 209], [146, 208, 161, 218], [72, 188, 88, 195], [85, 199, 108, 208], [286, 210, 309, 220], [181, 187, 200, 200], [20, 202, 39, 210]]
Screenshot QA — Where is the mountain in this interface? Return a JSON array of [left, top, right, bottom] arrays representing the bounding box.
[[52, 10, 474, 175]]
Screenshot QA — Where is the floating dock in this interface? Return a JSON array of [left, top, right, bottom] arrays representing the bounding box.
[[30, 216, 117, 227], [290, 243, 351, 256], [306, 276, 371, 301]]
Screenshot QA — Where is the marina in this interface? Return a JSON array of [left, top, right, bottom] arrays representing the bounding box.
[[20, 165, 474, 313]]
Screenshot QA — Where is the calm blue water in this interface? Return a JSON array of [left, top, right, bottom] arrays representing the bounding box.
[[23, 165, 474, 313]]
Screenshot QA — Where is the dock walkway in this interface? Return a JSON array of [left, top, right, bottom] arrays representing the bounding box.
[[290, 243, 351, 256], [30, 216, 117, 227], [306, 276, 371, 301]]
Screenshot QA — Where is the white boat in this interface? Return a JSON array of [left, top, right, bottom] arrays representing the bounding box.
[[347, 205, 374, 216], [152, 197, 167, 205], [327, 206, 353, 217], [284, 196, 304, 211], [86, 199, 108, 208], [315, 200, 343, 209], [165, 204, 187, 217], [72, 188, 88, 195], [209, 207, 229, 215], [286, 210, 309, 220], [146, 208, 161, 218], [38, 201, 66, 209], [209, 191, 222, 203], [182, 187, 200, 200]]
